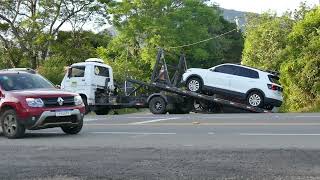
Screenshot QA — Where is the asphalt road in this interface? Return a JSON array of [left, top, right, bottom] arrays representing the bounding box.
[[1, 113, 320, 180]]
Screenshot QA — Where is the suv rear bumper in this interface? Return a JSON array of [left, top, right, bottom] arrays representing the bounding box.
[[265, 98, 282, 107], [20, 109, 84, 130]]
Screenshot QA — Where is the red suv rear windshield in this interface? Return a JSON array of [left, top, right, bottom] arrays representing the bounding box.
[[0, 73, 54, 91]]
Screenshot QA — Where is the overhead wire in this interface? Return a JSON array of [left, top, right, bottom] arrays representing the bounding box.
[[164, 28, 238, 50]]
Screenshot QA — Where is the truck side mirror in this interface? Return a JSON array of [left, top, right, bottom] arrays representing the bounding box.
[[105, 77, 110, 87]]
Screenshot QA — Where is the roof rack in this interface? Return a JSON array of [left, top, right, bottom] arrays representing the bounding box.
[[85, 58, 104, 63]]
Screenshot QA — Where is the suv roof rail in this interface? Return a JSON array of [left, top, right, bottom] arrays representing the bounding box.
[[5, 68, 37, 74]]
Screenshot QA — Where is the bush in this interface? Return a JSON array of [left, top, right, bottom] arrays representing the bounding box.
[[280, 7, 320, 112], [242, 6, 320, 112], [37, 56, 66, 85]]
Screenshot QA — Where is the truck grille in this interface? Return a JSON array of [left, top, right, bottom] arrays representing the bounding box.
[[42, 96, 75, 107]]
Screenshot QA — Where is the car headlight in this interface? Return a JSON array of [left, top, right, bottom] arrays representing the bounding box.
[[26, 98, 44, 108], [74, 95, 83, 106]]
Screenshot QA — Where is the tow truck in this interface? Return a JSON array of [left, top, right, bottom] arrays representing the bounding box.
[[61, 49, 271, 115]]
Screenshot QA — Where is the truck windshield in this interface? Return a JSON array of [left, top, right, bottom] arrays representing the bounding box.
[[0, 73, 55, 91]]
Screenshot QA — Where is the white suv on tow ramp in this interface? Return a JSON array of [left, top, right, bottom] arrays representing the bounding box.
[[182, 63, 283, 110]]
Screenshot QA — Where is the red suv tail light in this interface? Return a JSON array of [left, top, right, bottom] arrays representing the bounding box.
[[267, 84, 283, 92]]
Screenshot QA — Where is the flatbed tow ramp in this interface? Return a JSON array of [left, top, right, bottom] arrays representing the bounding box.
[[127, 49, 271, 114]]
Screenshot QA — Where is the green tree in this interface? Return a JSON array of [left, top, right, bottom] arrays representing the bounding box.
[[37, 56, 67, 85], [51, 31, 112, 65], [242, 4, 319, 112], [98, 0, 243, 81], [280, 7, 320, 111], [242, 12, 294, 71], [0, 0, 105, 68], [37, 30, 111, 84]]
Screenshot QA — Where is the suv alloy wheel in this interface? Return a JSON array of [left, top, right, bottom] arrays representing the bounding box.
[[187, 77, 202, 93], [247, 91, 264, 107]]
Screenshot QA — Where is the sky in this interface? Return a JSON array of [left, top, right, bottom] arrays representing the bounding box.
[[212, 0, 319, 14]]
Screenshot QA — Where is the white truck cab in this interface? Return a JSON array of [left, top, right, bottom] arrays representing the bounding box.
[[61, 58, 114, 107]]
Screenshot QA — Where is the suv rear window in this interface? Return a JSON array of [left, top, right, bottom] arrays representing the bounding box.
[[268, 75, 280, 85]]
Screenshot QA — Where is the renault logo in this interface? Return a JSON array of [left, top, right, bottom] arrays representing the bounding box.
[[57, 97, 64, 106]]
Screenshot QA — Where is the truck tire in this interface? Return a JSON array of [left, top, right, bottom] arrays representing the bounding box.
[[149, 96, 167, 114], [61, 117, 83, 134], [95, 108, 110, 115], [247, 91, 264, 108], [186, 77, 202, 93], [1, 109, 25, 139]]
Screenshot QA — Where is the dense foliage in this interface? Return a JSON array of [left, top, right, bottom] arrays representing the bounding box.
[[242, 6, 320, 112], [97, 0, 243, 81], [0, 0, 243, 84], [0, 0, 105, 69]]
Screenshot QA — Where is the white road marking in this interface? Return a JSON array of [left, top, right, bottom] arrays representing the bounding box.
[[240, 133, 320, 136], [127, 116, 162, 119], [129, 117, 180, 125], [195, 116, 250, 119], [90, 132, 176, 135], [84, 119, 99, 122], [208, 132, 215, 135], [295, 115, 320, 118], [84, 123, 320, 126]]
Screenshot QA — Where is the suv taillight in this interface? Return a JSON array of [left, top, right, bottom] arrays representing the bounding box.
[[267, 84, 283, 92]]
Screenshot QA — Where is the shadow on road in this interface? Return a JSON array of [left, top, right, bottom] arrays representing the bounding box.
[[0, 131, 76, 139]]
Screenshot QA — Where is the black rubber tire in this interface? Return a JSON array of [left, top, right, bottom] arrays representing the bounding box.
[[186, 77, 202, 93], [149, 96, 167, 114], [61, 117, 83, 134], [1, 109, 25, 139], [81, 96, 90, 115], [246, 91, 264, 108], [95, 108, 110, 115]]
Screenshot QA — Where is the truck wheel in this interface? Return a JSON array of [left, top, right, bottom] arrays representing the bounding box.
[[149, 97, 167, 114], [95, 108, 110, 115], [1, 109, 25, 139], [187, 77, 202, 93], [61, 117, 83, 134], [247, 91, 264, 108]]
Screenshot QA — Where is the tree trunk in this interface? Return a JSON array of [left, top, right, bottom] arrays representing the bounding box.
[[31, 54, 37, 69]]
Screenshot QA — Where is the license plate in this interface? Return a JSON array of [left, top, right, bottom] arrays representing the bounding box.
[[55, 110, 72, 117]]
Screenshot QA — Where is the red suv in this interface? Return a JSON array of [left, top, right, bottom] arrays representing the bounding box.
[[0, 69, 85, 138]]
